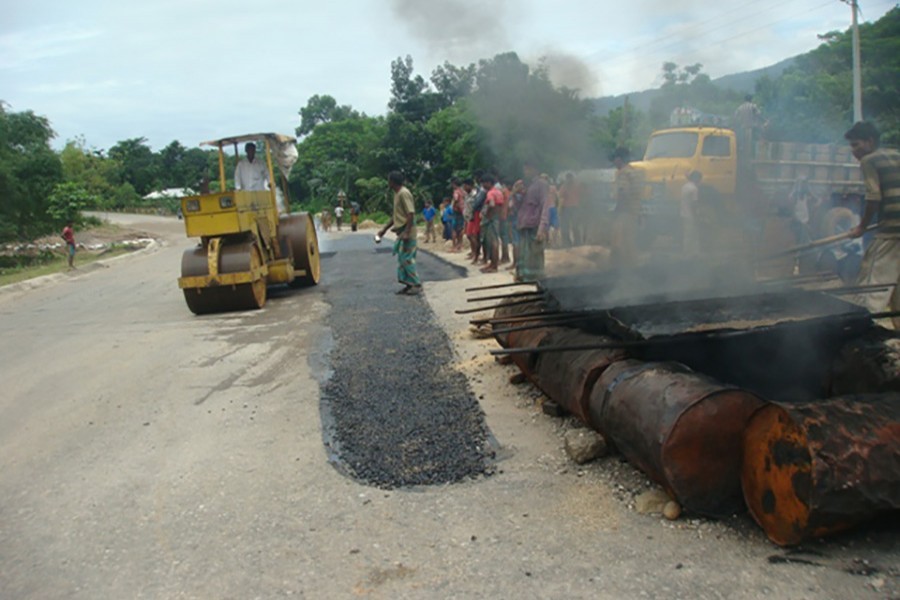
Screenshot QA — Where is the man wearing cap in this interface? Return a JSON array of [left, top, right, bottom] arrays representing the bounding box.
[[234, 142, 270, 191], [845, 121, 900, 329]]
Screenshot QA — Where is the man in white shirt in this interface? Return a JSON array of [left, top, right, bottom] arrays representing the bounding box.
[[234, 142, 270, 191], [680, 170, 702, 257]]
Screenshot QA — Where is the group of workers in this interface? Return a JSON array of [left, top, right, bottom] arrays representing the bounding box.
[[221, 129, 899, 324]]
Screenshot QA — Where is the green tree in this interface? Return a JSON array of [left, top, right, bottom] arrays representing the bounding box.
[[47, 182, 98, 223], [0, 104, 63, 241], [59, 137, 119, 207], [289, 110, 386, 210], [649, 63, 741, 129], [296, 94, 361, 137], [755, 7, 899, 143], [108, 137, 158, 195]]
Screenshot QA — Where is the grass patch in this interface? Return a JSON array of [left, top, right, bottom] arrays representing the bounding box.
[[0, 247, 136, 287]]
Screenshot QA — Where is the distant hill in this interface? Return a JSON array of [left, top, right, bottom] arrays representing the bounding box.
[[591, 57, 796, 114]]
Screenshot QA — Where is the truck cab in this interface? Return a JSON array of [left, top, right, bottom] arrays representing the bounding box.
[[631, 127, 738, 208]]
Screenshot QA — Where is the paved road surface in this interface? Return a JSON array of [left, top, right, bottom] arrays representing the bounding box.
[[1, 214, 896, 599]]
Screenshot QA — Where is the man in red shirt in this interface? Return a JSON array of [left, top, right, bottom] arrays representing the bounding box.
[[480, 173, 505, 273], [61, 221, 76, 269]]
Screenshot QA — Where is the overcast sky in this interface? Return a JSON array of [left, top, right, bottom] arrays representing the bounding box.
[[2, 0, 895, 151]]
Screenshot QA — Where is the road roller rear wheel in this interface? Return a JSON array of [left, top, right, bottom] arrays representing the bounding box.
[[280, 213, 320, 286], [181, 240, 267, 314]]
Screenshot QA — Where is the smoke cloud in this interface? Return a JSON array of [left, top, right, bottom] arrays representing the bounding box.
[[531, 50, 600, 97], [388, 0, 512, 63]]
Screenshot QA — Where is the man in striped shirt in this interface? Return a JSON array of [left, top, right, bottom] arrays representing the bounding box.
[[845, 121, 900, 329]]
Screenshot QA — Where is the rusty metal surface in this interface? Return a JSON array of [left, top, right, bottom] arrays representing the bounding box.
[[589, 360, 765, 516], [742, 394, 900, 546], [508, 327, 563, 380], [531, 330, 627, 426], [830, 327, 900, 395], [491, 299, 561, 379]]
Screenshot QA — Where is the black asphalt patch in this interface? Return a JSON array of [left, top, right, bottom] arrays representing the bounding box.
[[317, 235, 495, 488]]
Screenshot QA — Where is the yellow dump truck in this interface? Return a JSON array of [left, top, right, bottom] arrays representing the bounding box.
[[177, 133, 320, 314], [632, 126, 864, 228]]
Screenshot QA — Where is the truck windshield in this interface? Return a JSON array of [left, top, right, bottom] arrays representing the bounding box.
[[644, 132, 699, 160]]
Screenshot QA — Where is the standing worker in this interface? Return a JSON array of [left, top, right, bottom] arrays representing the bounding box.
[[733, 95, 764, 182], [844, 121, 900, 329], [480, 173, 504, 273], [334, 192, 346, 232], [61, 220, 76, 270], [234, 142, 270, 191], [558, 172, 582, 247], [350, 201, 360, 232], [610, 147, 642, 267], [681, 170, 702, 257], [377, 171, 422, 296], [515, 160, 550, 282]]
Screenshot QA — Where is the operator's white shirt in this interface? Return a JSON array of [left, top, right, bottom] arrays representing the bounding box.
[[235, 158, 270, 191]]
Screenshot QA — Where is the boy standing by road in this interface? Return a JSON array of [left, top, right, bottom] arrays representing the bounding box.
[[422, 200, 437, 243], [61, 221, 76, 269]]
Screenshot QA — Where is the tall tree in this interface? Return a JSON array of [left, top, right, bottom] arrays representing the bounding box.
[[0, 104, 63, 240], [108, 137, 158, 196], [296, 94, 360, 137]]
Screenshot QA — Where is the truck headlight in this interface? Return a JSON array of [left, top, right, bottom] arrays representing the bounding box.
[[219, 196, 234, 209], [185, 199, 201, 212]]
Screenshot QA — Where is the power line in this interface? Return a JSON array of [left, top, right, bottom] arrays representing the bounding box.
[[589, 0, 811, 62], [609, 0, 840, 79]]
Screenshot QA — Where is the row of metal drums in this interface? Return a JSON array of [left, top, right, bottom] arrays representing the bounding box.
[[493, 303, 900, 546]]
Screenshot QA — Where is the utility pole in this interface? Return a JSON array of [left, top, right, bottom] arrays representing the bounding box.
[[848, 0, 863, 122]]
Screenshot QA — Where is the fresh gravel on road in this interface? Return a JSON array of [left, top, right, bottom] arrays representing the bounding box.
[[318, 235, 494, 487]]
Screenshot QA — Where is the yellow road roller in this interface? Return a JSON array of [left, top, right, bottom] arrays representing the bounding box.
[[177, 133, 320, 314]]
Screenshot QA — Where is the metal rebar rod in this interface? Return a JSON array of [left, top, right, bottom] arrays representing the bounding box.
[[490, 316, 595, 336], [469, 310, 568, 326], [454, 297, 547, 315], [467, 290, 547, 303], [761, 225, 877, 261], [758, 272, 838, 286], [822, 283, 897, 296], [465, 281, 540, 292]]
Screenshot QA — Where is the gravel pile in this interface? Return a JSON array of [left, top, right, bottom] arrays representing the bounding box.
[[319, 237, 494, 488]]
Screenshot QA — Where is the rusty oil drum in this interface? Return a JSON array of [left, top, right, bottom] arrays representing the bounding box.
[[491, 301, 552, 349], [532, 329, 627, 426], [830, 327, 900, 395], [742, 394, 900, 546], [589, 360, 765, 516], [506, 327, 564, 383], [491, 301, 560, 380]]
